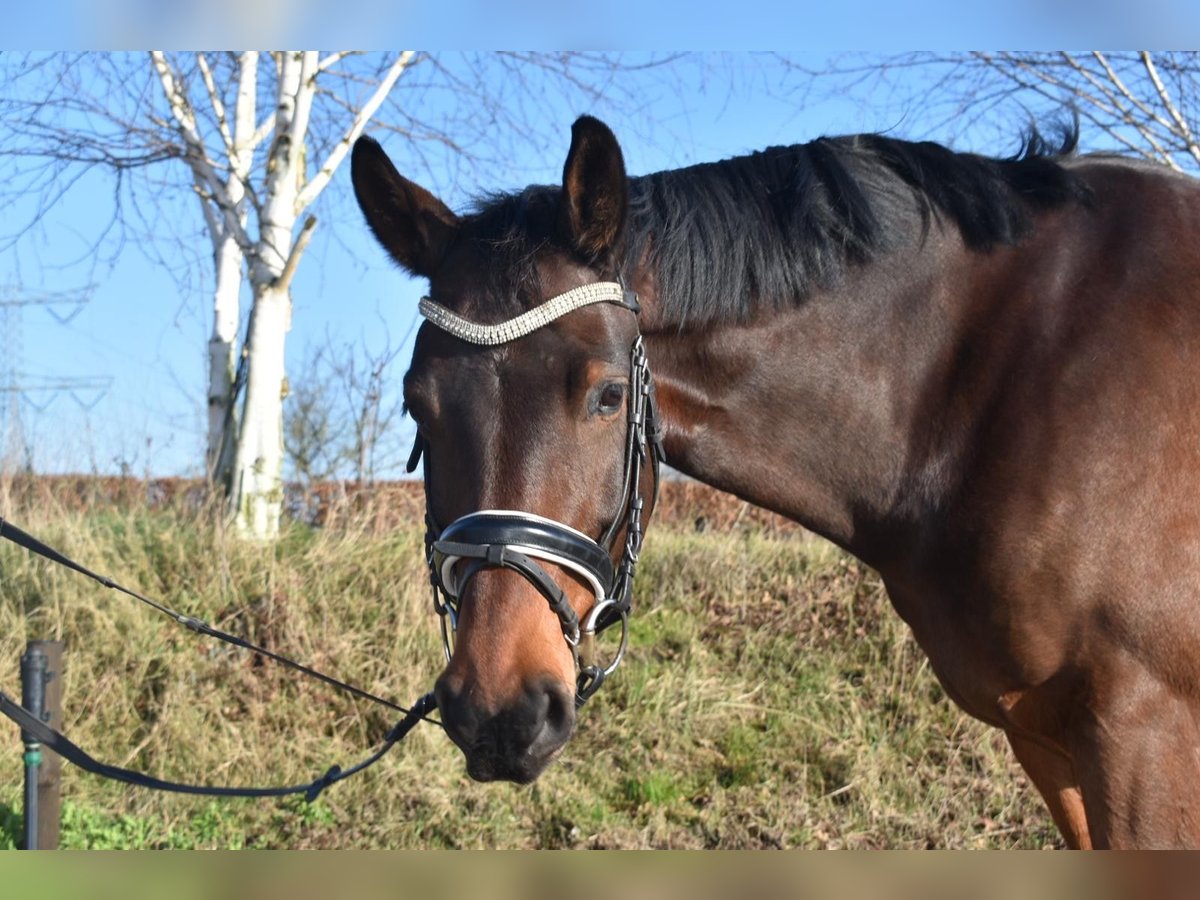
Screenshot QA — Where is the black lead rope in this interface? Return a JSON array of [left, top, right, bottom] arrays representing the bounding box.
[[0, 516, 439, 801], [0, 689, 435, 801]]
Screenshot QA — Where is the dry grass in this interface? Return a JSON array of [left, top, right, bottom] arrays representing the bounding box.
[[0, 489, 1061, 849]]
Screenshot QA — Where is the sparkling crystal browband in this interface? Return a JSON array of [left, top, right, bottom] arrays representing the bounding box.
[[418, 282, 626, 346]]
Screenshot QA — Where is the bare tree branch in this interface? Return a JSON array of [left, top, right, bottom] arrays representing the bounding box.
[[1141, 51, 1200, 168], [149, 50, 255, 253], [273, 214, 316, 292], [0, 49, 701, 533], [316, 50, 362, 75], [196, 52, 236, 164], [296, 50, 415, 211], [804, 52, 1200, 174]]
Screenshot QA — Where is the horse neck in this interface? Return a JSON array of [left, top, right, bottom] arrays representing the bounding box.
[[638, 233, 985, 567]]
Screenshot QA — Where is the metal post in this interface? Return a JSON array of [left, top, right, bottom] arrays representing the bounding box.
[[20, 644, 45, 850], [19, 640, 61, 850], [34, 641, 61, 850]]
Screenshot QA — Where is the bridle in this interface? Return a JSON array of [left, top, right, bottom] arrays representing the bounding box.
[[407, 281, 664, 707]]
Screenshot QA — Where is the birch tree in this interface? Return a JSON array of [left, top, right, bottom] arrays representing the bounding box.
[[0, 51, 678, 539], [147, 50, 411, 537]]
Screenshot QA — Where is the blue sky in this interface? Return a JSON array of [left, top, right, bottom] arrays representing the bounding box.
[[8, 1, 1200, 49], [0, 50, 1187, 477]]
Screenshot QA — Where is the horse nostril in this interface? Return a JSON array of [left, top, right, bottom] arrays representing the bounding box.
[[434, 675, 479, 748], [527, 677, 574, 751]]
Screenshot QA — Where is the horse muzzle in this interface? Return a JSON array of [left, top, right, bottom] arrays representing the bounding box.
[[434, 670, 575, 783], [425, 511, 633, 782]]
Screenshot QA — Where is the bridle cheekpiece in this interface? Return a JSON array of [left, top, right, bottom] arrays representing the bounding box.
[[410, 281, 663, 707]]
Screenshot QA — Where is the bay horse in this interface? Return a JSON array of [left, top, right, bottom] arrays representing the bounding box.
[[350, 115, 1200, 848]]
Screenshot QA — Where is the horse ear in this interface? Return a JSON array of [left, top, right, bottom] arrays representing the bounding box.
[[560, 116, 628, 262], [351, 136, 459, 278]]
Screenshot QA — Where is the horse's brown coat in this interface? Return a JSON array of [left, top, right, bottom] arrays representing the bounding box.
[[352, 118, 1200, 847]]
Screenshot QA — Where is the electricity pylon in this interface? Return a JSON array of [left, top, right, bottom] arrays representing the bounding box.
[[0, 286, 111, 472]]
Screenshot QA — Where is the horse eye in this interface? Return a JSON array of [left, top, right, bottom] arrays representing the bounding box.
[[595, 382, 626, 415]]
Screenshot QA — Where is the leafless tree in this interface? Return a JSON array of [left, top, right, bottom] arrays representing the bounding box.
[[282, 347, 344, 488], [0, 51, 684, 538], [794, 51, 1200, 173], [284, 331, 408, 488]]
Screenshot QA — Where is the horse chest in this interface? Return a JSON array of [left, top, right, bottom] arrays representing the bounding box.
[[878, 559, 1080, 725]]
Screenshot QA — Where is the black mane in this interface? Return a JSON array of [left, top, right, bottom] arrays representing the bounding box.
[[463, 126, 1088, 326]]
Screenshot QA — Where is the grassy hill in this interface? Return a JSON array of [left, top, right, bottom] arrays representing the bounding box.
[[0, 482, 1059, 848]]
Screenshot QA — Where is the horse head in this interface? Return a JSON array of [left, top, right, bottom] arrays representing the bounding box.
[[351, 116, 659, 783]]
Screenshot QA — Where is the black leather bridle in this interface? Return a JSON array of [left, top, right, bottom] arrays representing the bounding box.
[[407, 285, 664, 707]]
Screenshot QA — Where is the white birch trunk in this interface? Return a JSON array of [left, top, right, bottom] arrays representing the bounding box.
[[206, 233, 242, 480], [231, 51, 314, 539], [205, 52, 257, 488], [232, 281, 291, 537]]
